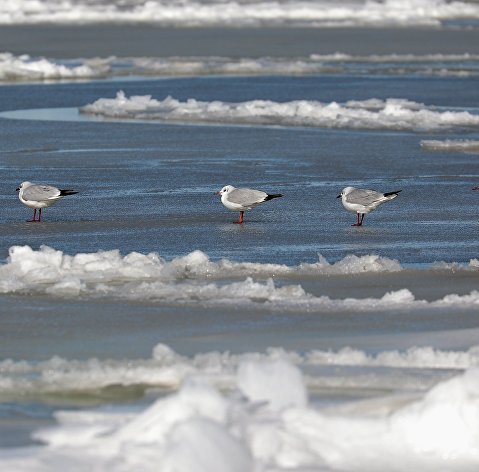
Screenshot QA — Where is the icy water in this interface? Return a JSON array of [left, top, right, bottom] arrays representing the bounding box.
[[1, 3, 479, 470]]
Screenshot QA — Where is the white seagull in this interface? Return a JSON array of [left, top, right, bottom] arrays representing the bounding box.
[[337, 186, 401, 226], [215, 185, 282, 224], [16, 181, 78, 222]]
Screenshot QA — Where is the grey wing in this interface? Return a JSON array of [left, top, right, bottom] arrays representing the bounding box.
[[228, 188, 267, 205], [346, 188, 385, 205], [23, 185, 61, 202]]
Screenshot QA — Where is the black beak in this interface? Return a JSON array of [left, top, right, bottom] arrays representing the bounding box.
[[336, 194, 341, 198], [15, 188, 19, 192]]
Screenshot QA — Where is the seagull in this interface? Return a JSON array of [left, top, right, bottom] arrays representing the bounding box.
[[215, 185, 282, 224], [337, 186, 401, 226], [16, 181, 78, 222]]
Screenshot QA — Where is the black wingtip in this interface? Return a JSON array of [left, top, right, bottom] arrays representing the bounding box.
[[265, 193, 283, 201], [384, 190, 402, 197], [60, 189, 78, 196]]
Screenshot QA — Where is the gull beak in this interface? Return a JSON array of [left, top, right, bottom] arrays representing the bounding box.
[[336, 194, 341, 198], [15, 188, 20, 192], [215, 191, 221, 195]]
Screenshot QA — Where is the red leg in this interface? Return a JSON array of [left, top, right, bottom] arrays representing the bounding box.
[[27, 208, 37, 222], [352, 213, 364, 227], [234, 211, 244, 224]]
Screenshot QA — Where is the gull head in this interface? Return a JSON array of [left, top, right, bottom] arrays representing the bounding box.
[[337, 186, 354, 198], [215, 185, 235, 196], [16, 181, 32, 193]]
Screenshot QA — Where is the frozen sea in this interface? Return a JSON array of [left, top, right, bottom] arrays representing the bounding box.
[[1, 1, 479, 471]]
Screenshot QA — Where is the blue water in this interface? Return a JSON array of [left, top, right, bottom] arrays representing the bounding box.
[[0, 74, 478, 264], [1, 46, 479, 460]]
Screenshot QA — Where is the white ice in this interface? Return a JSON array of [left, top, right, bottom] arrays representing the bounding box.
[[1, 246, 479, 312], [0, 0, 479, 27], [0, 52, 109, 81], [2, 343, 479, 398], [1, 344, 479, 471], [1, 52, 478, 82], [421, 139, 479, 153], [80, 91, 479, 131]]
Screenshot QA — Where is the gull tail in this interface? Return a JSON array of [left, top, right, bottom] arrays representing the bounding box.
[[60, 189, 78, 196], [383, 190, 401, 199], [264, 193, 283, 201]]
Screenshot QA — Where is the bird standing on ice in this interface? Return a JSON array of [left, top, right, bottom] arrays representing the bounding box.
[[337, 186, 401, 226], [216, 185, 282, 224], [16, 181, 78, 222]]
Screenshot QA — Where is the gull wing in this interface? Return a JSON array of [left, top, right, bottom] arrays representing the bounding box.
[[227, 188, 268, 205], [22, 185, 61, 202], [345, 188, 385, 205]]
